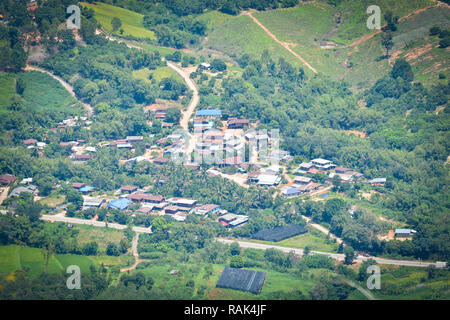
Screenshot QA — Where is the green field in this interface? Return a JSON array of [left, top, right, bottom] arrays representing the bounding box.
[[74, 225, 126, 253], [132, 66, 184, 84], [331, 0, 435, 45], [239, 227, 339, 253], [204, 14, 301, 67], [0, 71, 84, 115], [80, 2, 156, 40], [130, 257, 335, 299], [0, 245, 97, 277]]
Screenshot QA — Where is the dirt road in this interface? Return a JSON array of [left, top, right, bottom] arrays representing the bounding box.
[[0, 187, 9, 206], [24, 65, 94, 116], [244, 11, 317, 74]]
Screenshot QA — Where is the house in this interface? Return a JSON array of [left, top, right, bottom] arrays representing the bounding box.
[[335, 166, 352, 174], [227, 118, 250, 129], [297, 162, 314, 172], [153, 158, 170, 165], [195, 109, 222, 118], [218, 213, 248, 228], [370, 178, 386, 186], [296, 182, 321, 193], [117, 143, 133, 149], [9, 186, 37, 197], [107, 198, 132, 210], [79, 186, 95, 194], [120, 185, 138, 193], [0, 174, 16, 185], [271, 150, 293, 163], [126, 193, 165, 204], [257, 174, 281, 186], [265, 165, 281, 175], [161, 122, 175, 128], [23, 139, 38, 146], [165, 205, 181, 215], [85, 146, 97, 153], [83, 198, 105, 210], [311, 158, 335, 170], [20, 178, 33, 185], [71, 182, 86, 189], [135, 206, 153, 215], [294, 176, 313, 185], [199, 62, 211, 70], [172, 212, 188, 222], [193, 204, 220, 215], [281, 186, 302, 198], [329, 172, 354, 183], [168, 198, 198, 208], [126, 136, 143, 143], [394, 229, 416, 238]]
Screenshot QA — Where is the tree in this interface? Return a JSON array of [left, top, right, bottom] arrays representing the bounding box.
[[303, 246, 311, 256], [381, 31, 394, 57], [210, 59, 227, 72], [111, 17, 122, 32], [165, 108, 182, 124], [230, 255, 244, 268], [229, 242, 241, 256], [15, 78, 25, 95], [391, 58, 413, 82], [82, 241, 98, 256], [119, 238, 129, 254], [106, 242, 120, 256], [343, 246, 356, 265]]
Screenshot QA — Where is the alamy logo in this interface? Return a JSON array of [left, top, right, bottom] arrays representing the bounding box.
[[366, 265, 381, 290], [66, 5, 81, 30], [366, 5, 381, 30], [66, 265, 81, 289]]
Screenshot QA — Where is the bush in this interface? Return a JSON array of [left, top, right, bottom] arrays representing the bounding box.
[[139, 251, 164, 259], [230, 255, 244, 268]]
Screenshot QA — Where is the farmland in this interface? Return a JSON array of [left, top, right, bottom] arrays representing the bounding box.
[[0, 244, 130, 278], [80, 2, 156, 40], [0, 71, 84, 115]]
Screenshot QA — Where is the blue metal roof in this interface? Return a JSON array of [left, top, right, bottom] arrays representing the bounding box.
[[79, 186, 95, 192], [195, 109, 221, 117], [107, 198, 132, 210]]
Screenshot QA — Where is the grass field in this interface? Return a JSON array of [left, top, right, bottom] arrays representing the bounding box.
[[80, 2, 156, 40], [74, 225, 126, 253], [204, 14, 301, 67], [0, 71, 84, 116], [0, 245, 96, 277], [131, 257, 335, 299], [241, 227, 339, 253], [132, 66, 184, 84], [331, 0, 435, 45]]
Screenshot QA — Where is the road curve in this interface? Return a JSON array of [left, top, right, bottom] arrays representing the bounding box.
[[217, 238, 446, 268], [41, 214, 152, 234]]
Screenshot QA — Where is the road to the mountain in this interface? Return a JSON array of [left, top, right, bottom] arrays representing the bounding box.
[[244, 11, 317, 74], [41, 214, 152, 233], [217, 238, 446, 268], [24, 65, 94, 116]]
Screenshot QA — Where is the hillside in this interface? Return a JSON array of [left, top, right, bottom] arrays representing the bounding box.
[[198, 0, 449, 89]]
